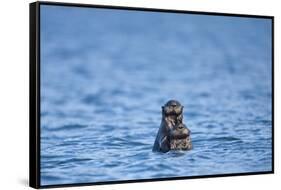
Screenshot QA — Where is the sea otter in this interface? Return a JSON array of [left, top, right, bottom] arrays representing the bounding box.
[[152, 100, 192, 153]]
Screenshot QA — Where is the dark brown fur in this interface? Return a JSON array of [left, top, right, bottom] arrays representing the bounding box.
[[153, 100, 192, 152]]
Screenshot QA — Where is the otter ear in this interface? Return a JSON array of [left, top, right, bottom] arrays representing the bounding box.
[[162, 106, 165, 113]]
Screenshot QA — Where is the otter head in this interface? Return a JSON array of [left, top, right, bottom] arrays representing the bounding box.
[[162, 100, 184, 127], [169, 123, 189, 140], [162, 100, 184, 116]]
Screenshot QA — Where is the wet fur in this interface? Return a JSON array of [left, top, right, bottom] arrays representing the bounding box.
[[153, 100, 192, 152]]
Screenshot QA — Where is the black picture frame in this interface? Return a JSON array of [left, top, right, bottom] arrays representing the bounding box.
[[29, 1, 274, 189]]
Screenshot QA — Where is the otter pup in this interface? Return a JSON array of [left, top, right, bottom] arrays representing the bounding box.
[[152, 100, 192, 153]]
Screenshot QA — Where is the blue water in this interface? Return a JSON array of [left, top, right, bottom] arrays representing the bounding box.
[[40, 5, 272, 186]]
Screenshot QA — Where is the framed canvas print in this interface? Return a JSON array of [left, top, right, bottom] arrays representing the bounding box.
[[29, 1, 274, 188]]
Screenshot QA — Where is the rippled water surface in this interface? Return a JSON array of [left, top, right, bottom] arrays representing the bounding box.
[[40, 5, 272, 186]]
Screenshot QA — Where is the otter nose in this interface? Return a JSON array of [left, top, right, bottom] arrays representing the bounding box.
[[178, 124, 183, 129]]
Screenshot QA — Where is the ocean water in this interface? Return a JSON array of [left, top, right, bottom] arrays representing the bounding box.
[[40, 5, 272, 186]]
